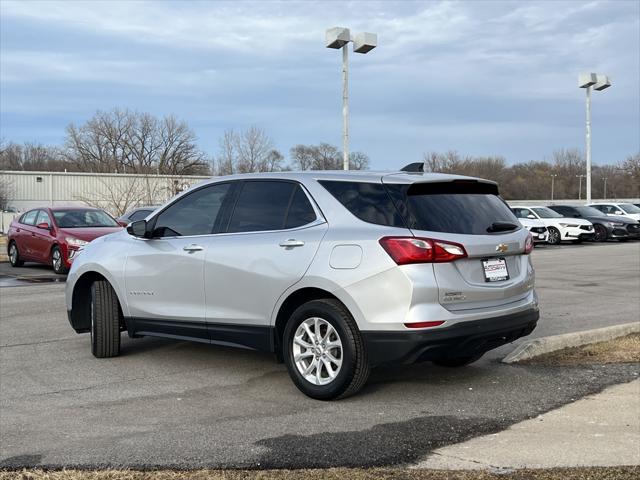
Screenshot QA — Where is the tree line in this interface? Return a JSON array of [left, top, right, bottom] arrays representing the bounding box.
[[0, 109, 369, 177], [1, 108, 638, 200]]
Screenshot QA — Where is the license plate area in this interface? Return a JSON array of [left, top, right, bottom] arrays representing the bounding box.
[[482, 257, 509, 282]]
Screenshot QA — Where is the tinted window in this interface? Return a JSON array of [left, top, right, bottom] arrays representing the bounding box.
[[549, 206, 572, 216], [228, 181, 295, 233], [35, 210, 51, 226], [129, 209, 153, 221], [576, 206, 607, 217], [53, 210, 119, 228], [21, 210, 38, 225], [285, 186, 317, 229], [385, 182, 519, 235], [319, 181, 406, 227], [154, 183, 231, 237]]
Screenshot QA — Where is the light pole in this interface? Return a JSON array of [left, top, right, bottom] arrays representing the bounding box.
[[578, 73, 612, 203], [603, 177, 608, 199], [550, 174, 557, 201], [326, 27, 377, 170], [576, 174, 586, 200]]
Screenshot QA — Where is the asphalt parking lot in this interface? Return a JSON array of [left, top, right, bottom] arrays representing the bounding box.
[[0, 242, 639, 469]]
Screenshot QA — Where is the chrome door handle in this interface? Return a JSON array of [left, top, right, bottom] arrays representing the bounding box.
[[183, 244, 204, 253], [279, 239, 305, 248]]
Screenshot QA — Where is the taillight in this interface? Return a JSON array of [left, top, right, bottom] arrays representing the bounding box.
[[524, 233, 534, 254], [379, 236, 467, 265]]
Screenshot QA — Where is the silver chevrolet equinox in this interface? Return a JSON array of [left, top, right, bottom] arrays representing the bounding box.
[[66, 171, 539, 399]]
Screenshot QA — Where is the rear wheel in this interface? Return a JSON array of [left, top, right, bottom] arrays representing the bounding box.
[[51, 246, 68, 274], [547, 227, 561, 245], [593, 224, 608, 242], [433, 353, 484, 367], [283, 299, 369, 400], [8, 242, 24, 267], [90, 280, 121, 358]]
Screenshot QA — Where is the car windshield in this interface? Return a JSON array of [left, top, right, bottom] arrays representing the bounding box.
[[532, 207, 563, 219], [53, 209, 119, 228], [619, 203, 640, 214], [576, 206, 606, 217]]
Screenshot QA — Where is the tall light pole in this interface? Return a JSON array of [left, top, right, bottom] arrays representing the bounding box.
[[576, 174, 586, 200], [578, 73, 612, 203], [550, 174, 557, 201], [326, 27, 377, 170], [603, 177, 608, 199]]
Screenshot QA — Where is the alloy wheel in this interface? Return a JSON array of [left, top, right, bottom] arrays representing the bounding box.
[[594, 224, 607, 242], [292, 317, 343, 386], [52, 249, 62, 271], [548, 228, 560, 245], [9, 244, 17, 264]]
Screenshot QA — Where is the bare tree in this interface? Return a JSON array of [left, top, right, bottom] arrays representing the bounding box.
[[348, 151, 370, 170], [64, 109, 210, 175], [289, 144, 316, 171], [215, 126, 283, 174]]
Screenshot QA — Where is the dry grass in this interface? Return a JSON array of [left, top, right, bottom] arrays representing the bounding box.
[[1, 468, 640, 480], [525, 333, 640, 366]]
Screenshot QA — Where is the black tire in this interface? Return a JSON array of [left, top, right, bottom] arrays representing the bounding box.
[[432, 353, 484, 367], [593, 224, 608, 242], [283, 299, 370, 400], [8, 241, 24, 267], [51, 246, 68, 274], [547, 227, 561, 245], [90, 280, 121, 358]]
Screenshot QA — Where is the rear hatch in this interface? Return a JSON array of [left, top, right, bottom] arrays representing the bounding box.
[[382, 175, 532, 312]]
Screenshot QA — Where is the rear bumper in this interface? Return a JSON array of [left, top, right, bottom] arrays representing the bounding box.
[[362, 308, 539, 366]]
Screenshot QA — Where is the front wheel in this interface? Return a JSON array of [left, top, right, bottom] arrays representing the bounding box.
[[593, 224, 608, 242], [283, 299, 370, 400], [8, 242, 24, 267], [51, 246, 68, 274], [547, 227, 561, 245], [90, 280, 121, 358]]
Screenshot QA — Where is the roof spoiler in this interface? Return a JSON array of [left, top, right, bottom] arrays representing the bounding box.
[[400, 162, 424, 172]]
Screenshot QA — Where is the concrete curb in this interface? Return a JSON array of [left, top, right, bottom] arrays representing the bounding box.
[[502, 322, 640, 364]]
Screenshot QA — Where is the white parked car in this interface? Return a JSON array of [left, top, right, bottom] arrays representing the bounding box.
[[587, 203, 640, 222], [517, 217, 549, 244], [511, 206, 594, 245]]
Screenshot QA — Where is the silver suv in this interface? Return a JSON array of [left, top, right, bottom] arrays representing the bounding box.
[[66, 171, 538, 399]]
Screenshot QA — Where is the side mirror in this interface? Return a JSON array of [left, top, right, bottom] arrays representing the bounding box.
[[127, 220, 148, 238], [614, 210, 623, 215], [573, 214, 581, 218], [527, 214, 536, 219], [36, 222, 51, 230]]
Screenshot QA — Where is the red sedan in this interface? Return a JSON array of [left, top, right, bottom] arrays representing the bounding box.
[[7, 207, 123, 274]]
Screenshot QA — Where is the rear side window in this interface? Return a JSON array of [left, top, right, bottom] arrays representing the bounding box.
[[285, 186, 317, 229], [318, 181, 406, 228], [227, 181, 295, 233], [385, 182, 520, 235], [21, 210, 38, 225]]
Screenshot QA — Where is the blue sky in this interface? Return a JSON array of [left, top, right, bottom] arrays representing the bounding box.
[[1, 0, 638, 169]]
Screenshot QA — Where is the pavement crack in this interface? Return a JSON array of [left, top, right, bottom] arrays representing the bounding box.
[[1, 337, 76, 348]]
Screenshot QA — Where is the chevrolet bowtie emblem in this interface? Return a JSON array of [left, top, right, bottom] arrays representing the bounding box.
[[496, 243, 508, 253]]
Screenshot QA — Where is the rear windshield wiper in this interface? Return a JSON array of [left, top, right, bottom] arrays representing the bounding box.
[[486, 222, 520, 233]]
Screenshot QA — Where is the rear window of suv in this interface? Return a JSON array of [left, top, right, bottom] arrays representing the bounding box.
[[320, 180, 520, 235]]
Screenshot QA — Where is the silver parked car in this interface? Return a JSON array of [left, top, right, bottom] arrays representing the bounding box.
[[66, 171, 539, 399]]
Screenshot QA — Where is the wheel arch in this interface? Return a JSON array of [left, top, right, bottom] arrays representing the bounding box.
[[69, 271, 125, 333], [273, 287, 353, 362]]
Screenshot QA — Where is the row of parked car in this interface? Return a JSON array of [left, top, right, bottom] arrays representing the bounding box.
[[5, 199, 640, 275], [512, 202, 640, 245]]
